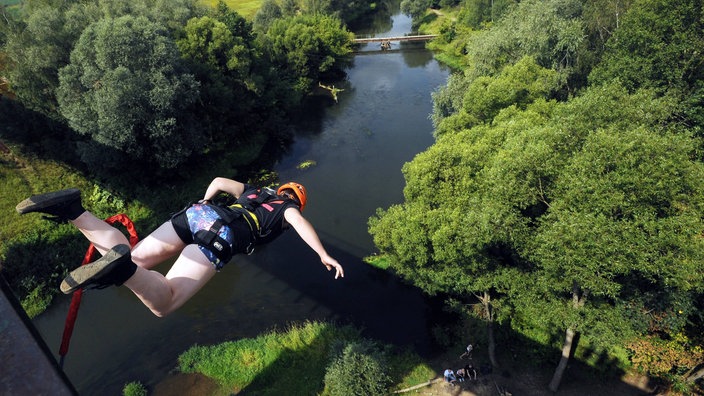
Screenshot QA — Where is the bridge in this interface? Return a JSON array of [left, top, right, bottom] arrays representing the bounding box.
[[352, 34, 438, 44]]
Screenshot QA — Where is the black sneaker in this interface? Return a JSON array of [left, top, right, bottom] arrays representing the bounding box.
[[16, 188, 83, 222], [61, 244, 132, 294]]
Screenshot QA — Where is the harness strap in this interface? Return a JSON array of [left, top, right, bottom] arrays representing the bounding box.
[[193, 218, 232, 262], [229, 204, 260, 232], [200, 204, 257, 255]]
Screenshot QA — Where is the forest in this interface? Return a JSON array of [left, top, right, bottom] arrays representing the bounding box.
[[370, 0, 704, 393], [1, 0, 703, 394]]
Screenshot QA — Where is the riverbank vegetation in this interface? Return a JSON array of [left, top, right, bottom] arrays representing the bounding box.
[[370, 0, 704, 393], [178, 321, 434, 395]]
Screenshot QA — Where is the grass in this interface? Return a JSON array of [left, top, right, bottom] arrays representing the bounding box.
[[363, 253, 390, 270], [0, 143, 158, 316], [178, 320, 437, 395], [199, 0, 262, 18]]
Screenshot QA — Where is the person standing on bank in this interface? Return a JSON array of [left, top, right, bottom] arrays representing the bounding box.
[[16, 177, 344, 317]]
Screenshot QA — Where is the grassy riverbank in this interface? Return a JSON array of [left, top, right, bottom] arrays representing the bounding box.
[[176, 321, 436, 395]]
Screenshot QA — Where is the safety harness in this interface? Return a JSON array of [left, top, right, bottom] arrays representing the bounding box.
[[194, 187, 290, 262]]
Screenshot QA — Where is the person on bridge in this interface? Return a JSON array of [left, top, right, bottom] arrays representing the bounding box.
[[16, 177, 344, 317]]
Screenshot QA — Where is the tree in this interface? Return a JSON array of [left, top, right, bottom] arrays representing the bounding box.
[[2, 0, 200, 118], [465, 0, 585, 88], [370, 82, 704, 391], [527, 122, 704, 390], [400, 0, 431, 21], [3, 2, 100, 116], [589, 0, 704, 94], [458, 0, 516, 29], [56, 15, 201, 171], [324, 341, 390, 396], [589, 0, 704, 139], [252, 0, 282, 33], [259, 13, 353, 103], [177, 16, 252, 79]]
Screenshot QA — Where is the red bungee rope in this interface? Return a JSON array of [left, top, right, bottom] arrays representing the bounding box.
[[58, 214, 139, 367]]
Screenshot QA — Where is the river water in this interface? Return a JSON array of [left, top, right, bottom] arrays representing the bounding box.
[[32, 10, 451, 395]]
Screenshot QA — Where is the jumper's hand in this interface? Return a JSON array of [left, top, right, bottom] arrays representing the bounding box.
[[322, 255, 344, 279]]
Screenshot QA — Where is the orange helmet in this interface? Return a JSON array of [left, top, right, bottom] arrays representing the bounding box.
[[278, 182, 307, 211]]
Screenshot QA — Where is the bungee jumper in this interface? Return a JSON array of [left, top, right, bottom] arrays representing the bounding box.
[[16, 177, 344, 317]]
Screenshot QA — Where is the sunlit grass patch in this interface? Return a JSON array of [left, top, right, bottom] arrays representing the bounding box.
[[364, 253, 390, 270], [199, 0, 262, 18], [178, 321, 346, 392], [179, 320, 432, 394]]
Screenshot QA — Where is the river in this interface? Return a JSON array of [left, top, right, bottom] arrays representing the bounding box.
[[32, 10, 451, 395]]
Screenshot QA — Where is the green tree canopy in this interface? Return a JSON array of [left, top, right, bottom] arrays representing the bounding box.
[[2, 0, 201, 118], [56, 15, 201, 171], [370, 82, 704, 388], [433, 56, 560, 136], [589, 0, 704, 138], [458, 0, 516, 29], [590, 0, 704, 94], [258, 13, 353, 102], [465, 0, 585, 84], [3, 2, 100, 115]]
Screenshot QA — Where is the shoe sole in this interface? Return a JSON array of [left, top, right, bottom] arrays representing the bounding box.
[[60, 244, 131, 294], [16, 188, 81, 214]]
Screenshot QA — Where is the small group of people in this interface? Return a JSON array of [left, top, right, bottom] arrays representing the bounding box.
[[443, 342, 479, 386], [444, 363, 478, 386]]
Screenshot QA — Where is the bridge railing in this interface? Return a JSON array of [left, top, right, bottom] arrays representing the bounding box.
[[352, 34, 438, 43]]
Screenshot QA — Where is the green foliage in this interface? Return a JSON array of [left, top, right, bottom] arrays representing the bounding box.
[[258, 13, 353, 102], [588, 0, 704, 139], [252, 0, 281, 33], [2, 0, 201, 118], [56, 15, 202, 171], [433, 56, 559, 136], [2, 225, 86, 317], [465, 0, 585, 84], [122, 381, 147, 396], [178, 320, 429, 395], [589, 0, 704, 94], [3, 2, 99, 116], [178, 16, 248, 73], [21, 283, 52, 318], [323, 340, 390, 396], [466, 56, 559, 113], [401, 0, 431, 21], [363, 254, 390, 270], [371, 81, 704, 367], [458, 0, 516, 29], [179, 321, 356, 394]]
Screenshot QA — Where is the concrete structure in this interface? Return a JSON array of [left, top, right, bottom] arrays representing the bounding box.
[[0, 274, 76, 395]]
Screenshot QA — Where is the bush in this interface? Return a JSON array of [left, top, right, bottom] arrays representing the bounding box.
[[323, 340, 390, 396], [123, 381, 147, 396]]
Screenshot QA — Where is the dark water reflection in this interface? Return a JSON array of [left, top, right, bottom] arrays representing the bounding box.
[[32, 12, 451, 395]]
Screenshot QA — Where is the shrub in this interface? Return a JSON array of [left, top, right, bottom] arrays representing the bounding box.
[[123, 381, 147, 396], [323, 340, 390, 396]]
